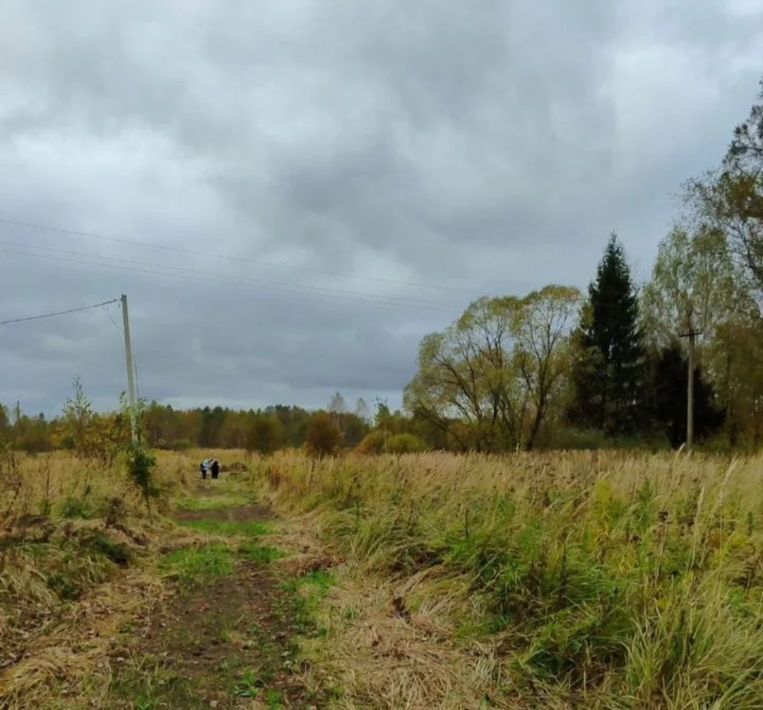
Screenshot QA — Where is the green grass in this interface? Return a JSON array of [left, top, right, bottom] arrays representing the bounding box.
[[266, 689, 286, 708], [160, 544, 235, 587], [233, 669, 264, 698], [280, 570, 335, 636], [175, 493, 252, 511], [239, 541, 283, 563]]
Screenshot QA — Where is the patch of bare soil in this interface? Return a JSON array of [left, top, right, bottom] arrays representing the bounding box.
[[109, 504, 319, 709], [175, 504, 273, 524], [110, 563, 312, 708]]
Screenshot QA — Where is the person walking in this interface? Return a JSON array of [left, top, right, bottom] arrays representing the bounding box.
[[211, 459, 220, 480], [200, 458, 211, 480]]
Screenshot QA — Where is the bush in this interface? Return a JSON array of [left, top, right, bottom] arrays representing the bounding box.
[[123, 444, 159, 515], [356, 430, 386, 454], [387, 433, 426, 454], [306, 412, 342, 456]]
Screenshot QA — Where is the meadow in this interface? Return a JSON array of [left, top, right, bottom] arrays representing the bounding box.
[[1, 448, 761, 708]]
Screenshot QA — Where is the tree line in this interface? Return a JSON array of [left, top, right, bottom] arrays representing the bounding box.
[[0, 389, 376, 456]]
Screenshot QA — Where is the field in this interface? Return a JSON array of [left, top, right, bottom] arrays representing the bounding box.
[[1, 449, 761, 708]]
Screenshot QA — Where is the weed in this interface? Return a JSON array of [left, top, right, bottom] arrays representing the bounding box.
[[234, 669, 263, 698], [266, 688, 286, 708]]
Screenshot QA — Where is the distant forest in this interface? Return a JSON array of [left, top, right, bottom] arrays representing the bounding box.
[[2, 81, 762, 455]]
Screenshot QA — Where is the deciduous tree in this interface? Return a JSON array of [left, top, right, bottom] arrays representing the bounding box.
[[642, 226, 740, 345], [246, 414, 284, 454], [687, 80, 763, 298], [404, 285, 580, 451]]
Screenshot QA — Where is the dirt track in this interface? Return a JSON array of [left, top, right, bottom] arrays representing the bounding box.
[[109, 501, 315, 709]]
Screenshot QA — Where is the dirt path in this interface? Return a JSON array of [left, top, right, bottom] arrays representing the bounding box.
[[174, 504, 272, 524], [108, 497, 318, 709]]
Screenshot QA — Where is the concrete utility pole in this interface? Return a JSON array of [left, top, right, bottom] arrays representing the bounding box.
[[121, 294, 138, 444], [679, 328, 702, 451]]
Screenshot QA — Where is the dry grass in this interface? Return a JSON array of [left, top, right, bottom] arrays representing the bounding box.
[[0, 448, 275, 707], [0, 450, 208, 707], [0, 568, 166, 708], [251, 450, 763, 709]]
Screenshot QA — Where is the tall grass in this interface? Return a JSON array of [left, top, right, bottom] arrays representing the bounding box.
[[253, 451, 763, 708]]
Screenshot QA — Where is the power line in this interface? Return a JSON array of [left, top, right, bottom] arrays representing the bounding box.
[[0, 215, 482, 295], [0, 239, 459, 310], [0, 246, 455, 312], [0, 298, 119, 326], [0, 244, 458, 313]]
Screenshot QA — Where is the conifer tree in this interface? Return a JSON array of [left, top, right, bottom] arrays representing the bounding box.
[[570, 234, 645, 434]]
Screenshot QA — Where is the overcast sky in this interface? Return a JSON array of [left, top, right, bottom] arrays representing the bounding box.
[[1, 1, 761, 417]]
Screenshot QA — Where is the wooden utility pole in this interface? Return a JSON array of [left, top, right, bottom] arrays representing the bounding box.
[[679, 328, 702, 451], [121, 294, 138, 444]]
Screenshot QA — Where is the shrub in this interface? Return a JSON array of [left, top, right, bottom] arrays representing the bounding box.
[[123, 444, 159, 516], [306, 413, 342, 456], [356, 430, 386, 454], [387, 433, 427, 454]]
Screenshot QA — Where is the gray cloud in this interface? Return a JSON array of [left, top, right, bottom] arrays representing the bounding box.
[[0, 0, 761, 415]]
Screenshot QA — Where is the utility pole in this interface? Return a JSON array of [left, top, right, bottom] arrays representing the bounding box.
[[679, 328, 702, 451], [121, 294, 138, 444]]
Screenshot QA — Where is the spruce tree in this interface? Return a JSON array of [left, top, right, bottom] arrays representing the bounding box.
[[650, 344, 725, 447], [570, 234, 645, 435]]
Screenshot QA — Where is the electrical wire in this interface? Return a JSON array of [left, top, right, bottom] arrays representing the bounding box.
[[0, 298, 119, 326], [0, 245, 458, 313], [0, 215, 482, 295], [0, 238, 460, 310]]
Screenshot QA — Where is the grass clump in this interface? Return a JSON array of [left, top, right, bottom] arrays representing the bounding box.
[[58, 494, 98, 519], [88, 530, 133, 567], [109, 655, 196, 709], [239, 541, 283, 563]]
